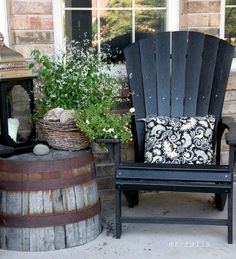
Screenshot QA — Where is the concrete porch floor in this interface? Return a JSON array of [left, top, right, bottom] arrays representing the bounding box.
[[1, 186, 236, 259]]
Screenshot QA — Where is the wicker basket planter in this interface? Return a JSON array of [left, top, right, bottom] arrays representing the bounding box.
[[37, 119, 90, 151]]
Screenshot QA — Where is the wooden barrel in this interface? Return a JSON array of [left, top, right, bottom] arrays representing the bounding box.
[[0, 149, 101, 251]]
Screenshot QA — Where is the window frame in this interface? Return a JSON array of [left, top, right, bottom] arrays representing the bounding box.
[[220, 0, 236, 70], [53, 0, 180, 52]]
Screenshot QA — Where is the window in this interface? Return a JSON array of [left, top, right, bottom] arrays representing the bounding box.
[[62, 0, 179, 61], [225, 0, 236, 48]]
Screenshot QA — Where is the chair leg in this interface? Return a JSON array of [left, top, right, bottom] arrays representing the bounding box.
[[123, 190, 139, 208], [115, 188, 122, 238], [228, 191, 233, 244], [215, 193, 227, 211]]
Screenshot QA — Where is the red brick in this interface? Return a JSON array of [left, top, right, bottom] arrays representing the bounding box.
[[30, 17, 53, 30], [183, 1, 220, 14], [29, 17, 42, 30], [11, 15, 53, 30], [187, 27, 219, 37], [11, 16, 29, 29], [11, 1, 52, 15], [12, 31, 54, 45], [207, 1, 221, 13], [227, 72, 236, 90], [185, 14, 209, 27], [208, 14, 220, 27]]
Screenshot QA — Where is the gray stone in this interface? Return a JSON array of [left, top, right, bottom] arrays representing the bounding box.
[[43, 108, 64, 121], [59, 110, 75, 124], [33, 144, 50, 156]]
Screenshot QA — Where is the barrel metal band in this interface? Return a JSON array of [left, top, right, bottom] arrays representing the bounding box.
[[0, 151, 93, 173], [0, 170, 96, 191], [0, 201, 101, 228]]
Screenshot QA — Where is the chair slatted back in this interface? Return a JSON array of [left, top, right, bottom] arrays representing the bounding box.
[[124, 31, 234, 161]]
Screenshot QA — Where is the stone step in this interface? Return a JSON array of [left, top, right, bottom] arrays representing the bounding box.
[[93, 151, 111, 164], [95, 163, 115, 178], [91, 142, 113, 164], [99, 189, 115, 201], [96, 176, 114, 191]]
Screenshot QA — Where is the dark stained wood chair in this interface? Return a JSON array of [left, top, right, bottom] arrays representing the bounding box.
[[97, 31, 236, 243]]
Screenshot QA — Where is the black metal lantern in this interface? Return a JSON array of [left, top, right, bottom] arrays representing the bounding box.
[[0, 32, 36, 155]]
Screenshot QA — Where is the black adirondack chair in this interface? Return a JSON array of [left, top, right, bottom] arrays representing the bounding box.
[[96, 31, 236, 243]]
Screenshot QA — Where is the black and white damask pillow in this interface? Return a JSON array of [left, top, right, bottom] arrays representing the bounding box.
[[144, 115, 216, 165]]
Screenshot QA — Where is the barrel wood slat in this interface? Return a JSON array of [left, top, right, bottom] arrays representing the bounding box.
[[0, 149, 101, 251], [53, 188, 66, 250]]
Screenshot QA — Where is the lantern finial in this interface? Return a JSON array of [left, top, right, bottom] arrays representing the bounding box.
[[0, 32, 4, 47]]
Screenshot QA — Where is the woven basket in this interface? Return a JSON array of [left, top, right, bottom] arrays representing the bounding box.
[[37, 119, 90, 151]]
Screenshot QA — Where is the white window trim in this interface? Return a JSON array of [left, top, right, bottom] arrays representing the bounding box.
[[0, 0, 9, 46], [220, 0, 226, 39], [53, 0, 65, 52], [220, 0, 236, 71], [167, 0, 180, 31], [54, 0, 180, 52]]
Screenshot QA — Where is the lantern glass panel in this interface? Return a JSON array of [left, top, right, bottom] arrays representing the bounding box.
[[7, 85, 32, 143]]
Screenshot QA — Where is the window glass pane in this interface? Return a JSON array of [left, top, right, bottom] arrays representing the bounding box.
[[65, 10, 97, 46], [101, 10, 132, 43], [136, 0, 166, 8], [226, 0, 236, 5], [64, 0, 166, 8], [65, 0, 93, 8], [100, 10, 132, 61], [135, 9, 166, 39], [107, 0, 132, 7], [225, 7, 236, 47]]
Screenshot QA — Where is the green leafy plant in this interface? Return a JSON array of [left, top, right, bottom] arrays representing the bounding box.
[[30, 41, 133, 143], [76, 103, 133, 143]]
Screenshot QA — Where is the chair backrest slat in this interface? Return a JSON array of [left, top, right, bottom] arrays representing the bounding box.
[[196, 35, 220, 116], [209, 40, 235, 123], [124, 31, 234, 159], [124, 42, 145, 160], [155, 32, 171, 116], [171, 31, 188, 117], [139, 37, 157, 115], [184, 32, 205, 116]]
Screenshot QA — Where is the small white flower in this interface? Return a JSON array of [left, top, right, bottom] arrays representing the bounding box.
[[86, 119, 90, 124], [129, 107, 135, 113], [114, 135, 118, 138], [102, 128, 107, 132], [107, 128, 114, 133]]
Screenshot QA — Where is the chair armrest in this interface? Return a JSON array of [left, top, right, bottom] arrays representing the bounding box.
[[95, 138, 121, 167], [95, 138, 120, 144], [222, 117, 236, 146]]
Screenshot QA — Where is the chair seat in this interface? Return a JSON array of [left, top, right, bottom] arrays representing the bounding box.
[[116, 163, 231, 193]]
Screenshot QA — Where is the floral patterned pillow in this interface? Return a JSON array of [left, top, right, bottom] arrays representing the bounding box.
[[144, 115, 216, 164]]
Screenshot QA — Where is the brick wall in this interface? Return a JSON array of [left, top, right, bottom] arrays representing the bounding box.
[[8, 0, 54, 58], [180, 0, 221, 36]]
